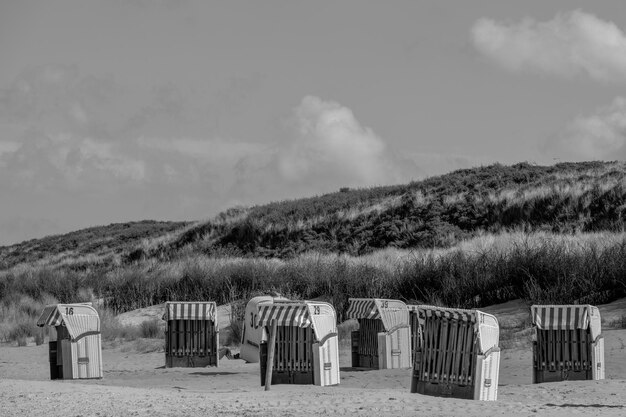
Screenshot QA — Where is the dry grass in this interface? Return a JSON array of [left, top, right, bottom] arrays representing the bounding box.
[[499, 326, 535, 350], [4, 230, 626, 345], [0, 293, 57, 344], [605, 314, 626, 329]]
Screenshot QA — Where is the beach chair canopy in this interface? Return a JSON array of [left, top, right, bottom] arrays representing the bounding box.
[[409, 304, 477, 323], [37, 303, 100, 342], [162, 301, 218, 329], [346, 298, 409, 331], [531, 304, 601, 340], [256, 301, 337, 342], [409, 304, 499, 354]]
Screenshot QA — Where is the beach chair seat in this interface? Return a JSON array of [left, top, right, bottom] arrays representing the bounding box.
[[409, 305, 500, 401], [258, 300, 340, 387], [531, 304, 604, 383], [347, 298, 412, 370], [37, 303, 103, 380], [163, 301, 219, 368]]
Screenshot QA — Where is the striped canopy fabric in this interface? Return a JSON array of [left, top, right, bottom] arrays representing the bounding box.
[[531, 304, 601, 339], [346, 298, 409, 331], [162, 302, 217, 326], [37, 303, 100, 341], [346, 298, 380, 320], [256, 302, 312, 329], [415, 305, 477, 323], [376, 299, 409, 331], [256, 301, 337, 342], [37, 305, 62, 327]]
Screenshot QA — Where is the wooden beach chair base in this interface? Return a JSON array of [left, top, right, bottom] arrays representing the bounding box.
[[534, 369, 591, 383], [259, 342, 314, 385], [409, 308, 500, 401], [166, 354, 217, 368], [164, 318, 218, 368], [48, 340, 61, 380], [411, 378, 474, 399], [352, 352, 379, 369], [351, 318, 384, 369], [532, 329, 603, 383], [531, 304, 605, 383]]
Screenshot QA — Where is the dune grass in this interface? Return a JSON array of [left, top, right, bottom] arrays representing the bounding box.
[[3, 230, 626, 346], [5, 162, 626, 346]]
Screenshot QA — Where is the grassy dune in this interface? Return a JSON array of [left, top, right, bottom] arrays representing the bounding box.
[[2, 161, 626, 344]]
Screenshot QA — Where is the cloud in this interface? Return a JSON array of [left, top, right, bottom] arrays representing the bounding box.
[[0, 64, 118, 129], [224, 96, 413, 206], [0, 65, 477, 245], [544, 97, 626, 160], [471, 10, 626, 82], [0, 131, 146, 191], [0, 141, 20, 157], [0, 65, 272, 244], [227, 96, 493, 208], [277, 96, 399, 187], [136, 136, 263, 162]]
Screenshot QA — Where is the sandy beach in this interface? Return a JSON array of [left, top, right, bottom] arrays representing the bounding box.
[[2, 300, 626, 417]]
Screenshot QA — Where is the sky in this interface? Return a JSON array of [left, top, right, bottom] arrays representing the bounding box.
[[1, 1, 626, 245]]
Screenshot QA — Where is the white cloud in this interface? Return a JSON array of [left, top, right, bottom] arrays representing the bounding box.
[[224, 96, 408, 206], [276, 95, 398, 187], [136, 136, 263, 162], [222, 96, 492, 209], [0, 132, 147, 189], [0, 140, 20, 156], [545, 97, 626, 160], [0, 71, 480, 245], [472, 10, 626, 82]]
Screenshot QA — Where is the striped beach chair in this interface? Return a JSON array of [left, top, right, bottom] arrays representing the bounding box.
[[37, 303, 103, 380], [531, 304, 604, 383], [162, 301, 219, 368], [347, 298, 411, 369], [257, 300, 340, 386], [409, 305, 500, 401]]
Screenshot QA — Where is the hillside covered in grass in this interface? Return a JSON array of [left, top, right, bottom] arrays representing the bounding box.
[[3, 161, 626, 344], [4, 160, 626, 268], [0, 220, 190, 270], [126, 160, 626, 260]]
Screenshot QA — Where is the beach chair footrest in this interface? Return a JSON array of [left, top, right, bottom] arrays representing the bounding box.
[[166, 354, 217, 368], [411, 379, 474, 400], [353, 354, 379, 369], [260, 370, 314, 386], [533, 369, 591, 383]]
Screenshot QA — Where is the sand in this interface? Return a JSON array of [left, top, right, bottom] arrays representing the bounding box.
[[2, 300, 626, 416]]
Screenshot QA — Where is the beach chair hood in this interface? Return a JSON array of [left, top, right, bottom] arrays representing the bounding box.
[[307, 302, 337, 343], [346, 298, 409, 331], [37, 303, 100, 342], [162, 302, 218, 330], [256, 301, 337, 342], [531, 304, 601, 340]]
